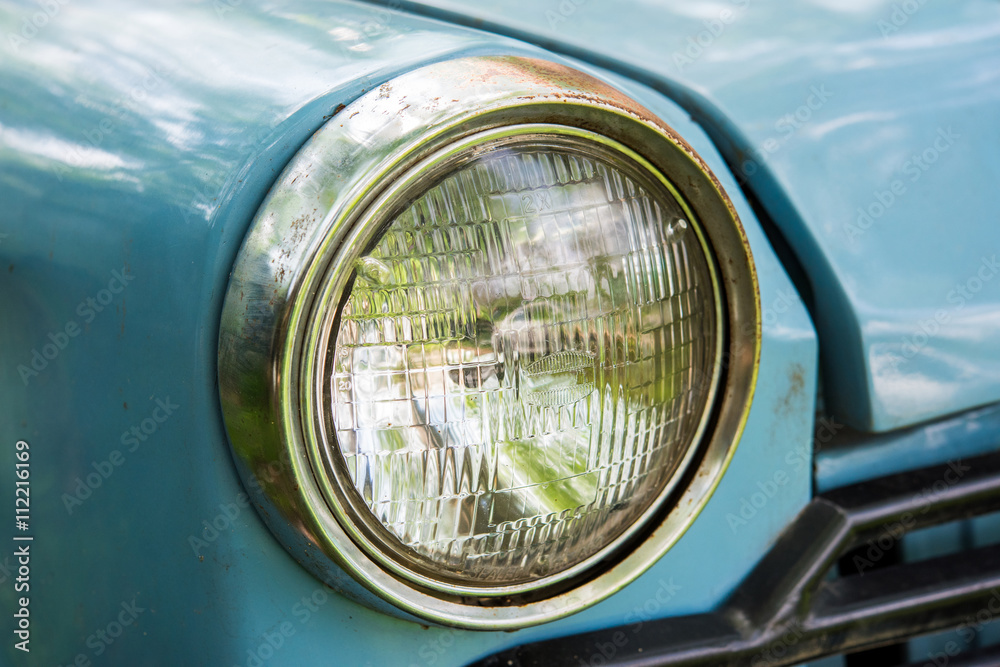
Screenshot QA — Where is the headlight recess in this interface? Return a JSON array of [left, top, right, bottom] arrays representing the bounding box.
[[218, 56, 759, 629]]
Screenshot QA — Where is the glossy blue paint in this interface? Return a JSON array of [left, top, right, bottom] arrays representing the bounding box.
[[383, 0, 1000, 434], [816, 401, 1000, 492], [0, 1, 815, 664]]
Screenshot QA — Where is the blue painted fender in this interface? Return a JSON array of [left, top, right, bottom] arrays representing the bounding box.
[[0, 2, 814, 665]]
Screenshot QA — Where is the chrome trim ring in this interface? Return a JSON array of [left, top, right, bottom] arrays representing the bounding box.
[[218, 55, 760, 629]]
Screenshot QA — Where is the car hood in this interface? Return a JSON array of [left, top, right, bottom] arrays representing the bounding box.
[[393, 0, 1000, 431]]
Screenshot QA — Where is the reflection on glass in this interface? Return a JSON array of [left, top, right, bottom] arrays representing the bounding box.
[[328, 135, 716, 584]]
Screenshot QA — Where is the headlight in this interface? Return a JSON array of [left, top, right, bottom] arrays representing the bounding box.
[[219, 56, 759, 629], [322, 126, 720, 590]]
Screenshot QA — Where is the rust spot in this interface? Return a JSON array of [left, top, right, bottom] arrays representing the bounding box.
[[778, 363, 806, 417], [333, 103, 346, 115]]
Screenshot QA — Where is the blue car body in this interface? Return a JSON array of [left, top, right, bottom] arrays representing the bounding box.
[[0, 1, 996, 665]]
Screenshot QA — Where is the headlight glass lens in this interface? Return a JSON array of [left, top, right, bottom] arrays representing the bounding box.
[[324, 132, 718, 587]]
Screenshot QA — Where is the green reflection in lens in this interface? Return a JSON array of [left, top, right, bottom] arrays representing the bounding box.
[[329, 134, 716, 585]]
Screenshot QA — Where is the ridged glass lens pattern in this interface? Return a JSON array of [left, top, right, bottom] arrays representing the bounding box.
[[328, 136, 716, 585]]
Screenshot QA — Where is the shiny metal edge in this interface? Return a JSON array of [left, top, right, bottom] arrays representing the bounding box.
[[217, 55, 760, 630]]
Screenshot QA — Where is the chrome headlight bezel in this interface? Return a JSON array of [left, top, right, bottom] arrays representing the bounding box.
[[218, 55, 760, 629]]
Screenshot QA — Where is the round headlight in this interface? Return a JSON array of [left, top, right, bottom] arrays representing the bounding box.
[[314, 127, 720, 591], [219, 56, 759, 628]]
